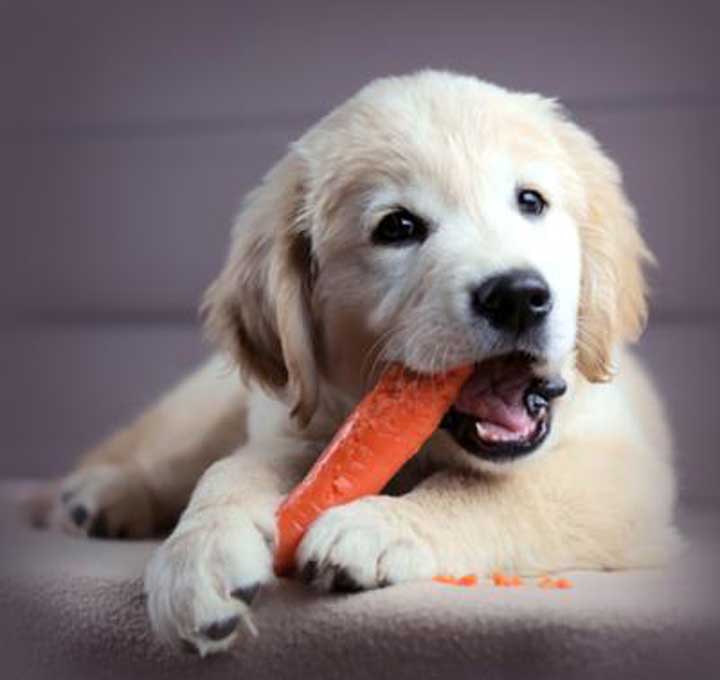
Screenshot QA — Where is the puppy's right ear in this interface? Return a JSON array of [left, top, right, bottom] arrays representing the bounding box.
[[202, 151, 319, 426]]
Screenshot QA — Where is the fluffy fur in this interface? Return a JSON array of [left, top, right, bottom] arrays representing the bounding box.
[[47, 71, 678, 656]]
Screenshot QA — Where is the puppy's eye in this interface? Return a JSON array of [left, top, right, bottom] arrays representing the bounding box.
[[372, 209, 428, 246], [517, 189, 548, 217]]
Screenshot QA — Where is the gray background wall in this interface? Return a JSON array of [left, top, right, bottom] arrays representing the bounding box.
[[1, 1, 718, 503]]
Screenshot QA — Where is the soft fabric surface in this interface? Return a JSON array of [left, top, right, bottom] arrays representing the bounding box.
[[1, 481, 719, 680]]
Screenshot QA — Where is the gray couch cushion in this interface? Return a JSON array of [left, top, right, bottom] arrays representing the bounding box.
[[1, 481, 719, 680]]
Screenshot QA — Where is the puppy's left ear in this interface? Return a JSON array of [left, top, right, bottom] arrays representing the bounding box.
[[202, 151, 319, 426], [555, 116, 653, 382]]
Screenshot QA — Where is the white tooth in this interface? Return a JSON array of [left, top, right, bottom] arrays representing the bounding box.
[[476, 422, 489, 439], [475, 420, 538, 444]]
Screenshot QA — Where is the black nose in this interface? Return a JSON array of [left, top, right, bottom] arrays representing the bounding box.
[[472, 269, 552, 334]]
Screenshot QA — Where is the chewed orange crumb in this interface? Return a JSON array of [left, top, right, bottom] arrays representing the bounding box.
[[433, 575, 456, 584], [433, 573, 478, 587], [537, 575, 573, 589], [491, 571, 508, 586], [491, 571, 523, 587], [457, 574, 478, 587], [432, 572, 570, 589]]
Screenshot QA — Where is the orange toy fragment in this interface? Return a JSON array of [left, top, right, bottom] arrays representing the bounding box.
[[433, 574, 479, 587], [537, 575, 574, 589], [491, 571, 523, 587]]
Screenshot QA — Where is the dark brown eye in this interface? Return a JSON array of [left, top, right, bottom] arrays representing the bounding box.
[[517, 189, 548, 217], [372, 209, 428, 246]]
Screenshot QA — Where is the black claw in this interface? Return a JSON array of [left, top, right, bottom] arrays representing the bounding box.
[[300, 560, 318, 584], [231, 583, 260, 606], [202, 616, 240, 641], [180, 638, 199, 655], [70, 505, 89, 527], [332, 567, 363, 593], [88, 512, 108, 538]]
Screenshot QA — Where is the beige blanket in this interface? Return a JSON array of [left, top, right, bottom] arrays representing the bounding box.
[[1, 481, 719, 680]]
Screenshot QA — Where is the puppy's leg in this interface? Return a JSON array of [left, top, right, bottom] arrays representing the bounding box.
[[145, 442, 315, 655], [299, 439, 678, 591], [48, 356, 248, 538]]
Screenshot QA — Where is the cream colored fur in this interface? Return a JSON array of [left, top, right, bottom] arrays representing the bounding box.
[[47, 71, 678, 656]]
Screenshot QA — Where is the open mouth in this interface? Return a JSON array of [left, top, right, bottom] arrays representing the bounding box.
[[440, 353, 567, 462]]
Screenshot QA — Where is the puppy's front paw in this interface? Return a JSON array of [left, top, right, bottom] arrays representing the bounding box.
[[144, 507, 272, 656], [297, 498, 437, 592], [52, 463, 154, 538]]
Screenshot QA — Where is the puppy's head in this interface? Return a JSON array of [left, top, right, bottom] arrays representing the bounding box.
[[204, 71, 650, 463]]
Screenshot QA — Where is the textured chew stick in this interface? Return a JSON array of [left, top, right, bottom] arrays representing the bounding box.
[[274, 363, 473, 576]]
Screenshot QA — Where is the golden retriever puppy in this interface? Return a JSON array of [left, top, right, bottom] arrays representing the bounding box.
[[49, 71, 678, 655]]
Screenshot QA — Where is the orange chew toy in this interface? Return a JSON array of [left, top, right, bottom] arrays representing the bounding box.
[[274, 363, 473, 576]]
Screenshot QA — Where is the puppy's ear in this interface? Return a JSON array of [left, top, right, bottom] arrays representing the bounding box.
[[555, 117, 653, 382], [202, 151, 319, 425]]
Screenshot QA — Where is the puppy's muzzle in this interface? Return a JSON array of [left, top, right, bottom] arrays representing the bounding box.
[[471, 268, 552, 335]]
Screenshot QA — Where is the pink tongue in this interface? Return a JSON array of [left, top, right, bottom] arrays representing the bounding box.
[[454, 356, 536, 434]]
